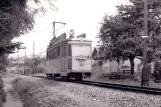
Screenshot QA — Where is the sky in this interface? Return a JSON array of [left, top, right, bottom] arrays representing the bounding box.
[[10, 0, 129, 58]]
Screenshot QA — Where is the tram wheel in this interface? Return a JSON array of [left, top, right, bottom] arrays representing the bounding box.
[[62, 76, 69, 82], [46, 74, 49, 77], [75, 77, 82, 81], [47, 74, 52, 77], [53, 74, 57, 80]]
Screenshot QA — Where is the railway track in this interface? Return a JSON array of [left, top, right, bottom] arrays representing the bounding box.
[[32, 75, 161, 95]]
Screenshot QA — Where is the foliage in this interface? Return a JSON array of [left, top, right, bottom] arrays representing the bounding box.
[[36, 66, 45, 73], [0, 0, 56, 68], [98, 0, 161, 75], [25, 57, 46, 73], [0, 0, 43, 55]]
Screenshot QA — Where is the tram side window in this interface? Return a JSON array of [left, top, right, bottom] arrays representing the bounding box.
[[55, 47, 57, 58], [62, 44, 65, 57], [64, 43, 67, 57], [52, 48, 53, 59], [63, 44, 65, 57], [57, 45, 60, 58], [61, 44, 63, 57], [48, 50, 50, 60], [53, 48, 55, 59], [51, 48, 53, 59], [48, 51, 50, 60], [47, 51, 48, 60], [48, 51, 49, 60], [68, 44, 71, 56], [55, 48, 57, 59], [61, 44, 65, 57], [50, 50, 52, 60]]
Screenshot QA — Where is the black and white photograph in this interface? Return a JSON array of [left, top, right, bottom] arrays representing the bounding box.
[[1, 0, 161, 107]]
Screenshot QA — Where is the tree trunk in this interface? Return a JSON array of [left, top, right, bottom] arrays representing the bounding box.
[[129, 58, 135, 75], [117, 57, 120, 65]]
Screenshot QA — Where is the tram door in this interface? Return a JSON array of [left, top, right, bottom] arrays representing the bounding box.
[[61, 44, 66, 72], [61, 44, 64, 72]]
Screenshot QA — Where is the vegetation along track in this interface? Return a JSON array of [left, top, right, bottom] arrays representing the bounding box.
[[32, 75, 161, 95]]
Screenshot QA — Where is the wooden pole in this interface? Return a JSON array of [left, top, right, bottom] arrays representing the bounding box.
[[53, 21, 55, 38], [141, 0, 149, 86], [24, 49, 26, 74], [33, 41, 35, 60], [33, 41, 35, 74], [10, 57, 12, 73], [17, 54, 19, 74]]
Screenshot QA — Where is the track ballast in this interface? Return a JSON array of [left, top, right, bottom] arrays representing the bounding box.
[[32, 75, 161, 95]]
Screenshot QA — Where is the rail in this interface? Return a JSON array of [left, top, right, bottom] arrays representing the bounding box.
[[74, 80, 161, 95], [32, 75, 161, 95]]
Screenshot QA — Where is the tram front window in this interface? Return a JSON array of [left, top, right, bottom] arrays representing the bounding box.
[[72, 44, 91, 56]]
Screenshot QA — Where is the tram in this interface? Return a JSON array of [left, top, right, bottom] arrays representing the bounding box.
[[45, 33, 92, 81]]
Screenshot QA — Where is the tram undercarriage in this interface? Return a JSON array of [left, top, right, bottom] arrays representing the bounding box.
[[46, 72, 91, 81]]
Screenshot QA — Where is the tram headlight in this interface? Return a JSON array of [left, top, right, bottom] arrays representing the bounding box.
[[80, 62, 84, 66]]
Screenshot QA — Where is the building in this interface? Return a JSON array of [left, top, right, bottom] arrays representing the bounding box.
[[92, 47, 143, 73], [7, 58, 29, 74]]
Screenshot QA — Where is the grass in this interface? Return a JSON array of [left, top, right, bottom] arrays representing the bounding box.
[[11, 78, 39, 107], [0, 75, 6, 107], [91, 64, 161, 88], [11, 77, 75, 107]]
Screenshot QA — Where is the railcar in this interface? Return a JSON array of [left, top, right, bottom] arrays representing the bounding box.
[[45, 33, 92, 81]]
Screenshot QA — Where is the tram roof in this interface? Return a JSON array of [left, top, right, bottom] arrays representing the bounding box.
[[47, 33, 92, 49]]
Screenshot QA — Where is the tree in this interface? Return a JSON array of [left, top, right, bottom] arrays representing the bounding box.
[[0, 0, 56, 67], [0, 54, 8, 71], [25, 56, 46, 73], [98, 0, 161, 75]]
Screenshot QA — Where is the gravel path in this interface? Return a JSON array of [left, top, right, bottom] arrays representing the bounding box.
[[19, 75, 161, 107], [3, 73, 161, 107], [2, 77, 23, 107]]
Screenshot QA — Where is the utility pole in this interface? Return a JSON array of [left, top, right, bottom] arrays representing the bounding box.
[[17, 54, 19, 74], [53, 21, 55, 38], [141, 0, 149, 86], [52, 21, 66, 38], [33, 41, 35, 75], [33, 41, 35, 60], [24, 49, 26, 75], [10, 57, 12, 73]]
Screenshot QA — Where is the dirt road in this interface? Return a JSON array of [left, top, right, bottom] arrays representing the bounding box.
[[2, 76, 23, 107]]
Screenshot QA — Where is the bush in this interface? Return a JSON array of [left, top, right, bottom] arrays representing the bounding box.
[[12, 77, 46, 107], [98, 72, 134, 80], [36, 67, 44, 73], [109, 72, 134, 80], [98, 61, 103, 66]]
